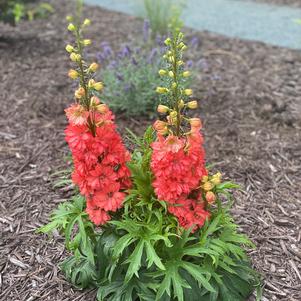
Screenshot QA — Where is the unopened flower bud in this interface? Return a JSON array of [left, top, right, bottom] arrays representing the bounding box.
[[90, 96, 100, 106], [179, 99, 185, 109], [172, 82, 177, 89], [187, 100, 198, 109], [206, 191, 216, 204], [168, 56, 175, 63], [203, 181, 214, 191], [156, 87, 169, 94], [83, 18, 91, 26], [202, 175, 208, 183], [67, 23, 76, 31], [164, 38, 171, 45], [190, 118, 202, 128], [88, 62, 99, 72], [70, 53, 81, 62], [75, 87, 85, 99], [65, 44, 74, 53], [167, 115, 176, 125], [211, 172, 222, 185], [68, 69, 79, 79], [66, 15, 73, 22], [177, 60, 184, 66], [88, 79, 95, 88], [183, 71, 190, 77], [83, 39, 91, 46], [96, 104, 108, 114], [159, 69, 167, 76], [153, 120, 167, 131], [158, 128, 168, 135], [169, 111, 177, 118], [157, 105, 169, 114], [184, 89, 193, 96], [168, 71, 174, 78], [178, 42, 185, 49], [93, 82, 103, 91]]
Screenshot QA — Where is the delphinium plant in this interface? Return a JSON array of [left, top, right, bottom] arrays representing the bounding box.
[[39, 13, 261, 301]]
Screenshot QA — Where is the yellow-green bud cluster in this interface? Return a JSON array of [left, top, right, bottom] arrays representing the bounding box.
[[154, 30, 200, 137], [65, 16, 104, 115]]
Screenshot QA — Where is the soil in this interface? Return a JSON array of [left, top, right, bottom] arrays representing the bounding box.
[[0, 0, 301, 301]]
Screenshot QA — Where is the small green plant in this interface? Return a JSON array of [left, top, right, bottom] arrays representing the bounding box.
[[0, 0, 53, 25], [143, 0, 185, 39]]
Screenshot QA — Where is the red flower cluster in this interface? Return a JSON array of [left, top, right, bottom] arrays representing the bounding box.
[[151, 132, 209, 230], [65, 104, 131, 225]]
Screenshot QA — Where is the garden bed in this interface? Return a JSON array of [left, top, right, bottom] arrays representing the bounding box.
[[0, 0, 300, 300]]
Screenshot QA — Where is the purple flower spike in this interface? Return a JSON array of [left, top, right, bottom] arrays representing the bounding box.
[[103, 45, 113, 59], [143, 19, 150, 42], [148, 48, 158, 64], [186, 60, 193, 68], [121, 45, 131, 58], [156, 35, 165, 47], [189, 36, 200, 48], [108, 60, 117, 69], [96, 52, 105, 63]]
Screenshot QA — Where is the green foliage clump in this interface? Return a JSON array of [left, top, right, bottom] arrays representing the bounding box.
[[97, 44, 165, 117], [143, 0, 185, 39], [0, 0, 53, 25], [96, 40, 192, 117]]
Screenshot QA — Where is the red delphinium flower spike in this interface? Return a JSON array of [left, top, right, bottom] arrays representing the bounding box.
[[65, 108, 131, 226], [151, 30, 210, 231], [64, 19, 131, 226]]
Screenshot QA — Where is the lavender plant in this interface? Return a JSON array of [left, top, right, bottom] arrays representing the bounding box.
[[95, 23, 193, 117], [96, 42, 164, 117]]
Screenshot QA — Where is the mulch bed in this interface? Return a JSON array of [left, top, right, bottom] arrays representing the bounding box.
[[1, 0, 301, 300]]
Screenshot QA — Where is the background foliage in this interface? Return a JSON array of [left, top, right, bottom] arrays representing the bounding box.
[[0, 0, 53, 25], [142, 0, 185, 39]]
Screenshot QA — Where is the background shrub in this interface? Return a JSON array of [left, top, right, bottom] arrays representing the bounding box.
[[0, 0, 53, 25], [142, 0, 185, 39], [95, 24, 196, 117], [96, 39, 166, 117]]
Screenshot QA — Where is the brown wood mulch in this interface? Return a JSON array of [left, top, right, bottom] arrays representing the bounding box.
[[0, 0, 300, 300]]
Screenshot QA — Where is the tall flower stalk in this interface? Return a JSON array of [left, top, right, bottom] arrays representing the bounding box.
[[64, 17, 131, 226], [151, 29, 221, 230], [155, 28, 200, 137], [65, 16, 104, 136]]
